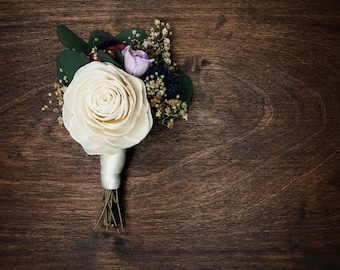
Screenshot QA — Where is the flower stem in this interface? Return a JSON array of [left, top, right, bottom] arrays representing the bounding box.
[[94, 189, 124, 232]]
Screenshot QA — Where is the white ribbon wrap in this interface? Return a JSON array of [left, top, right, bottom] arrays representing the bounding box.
[[100, 149, 126, 190]]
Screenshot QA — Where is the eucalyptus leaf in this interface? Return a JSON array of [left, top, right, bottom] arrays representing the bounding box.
[[88, 30, 117, 50], [57, 25, 89, 54], [97, 50, 123, 69], [177, 69, 193, 105], [116, 27, 147, 45], [114, 48, 124, 68], [57, 50, 90, 82]]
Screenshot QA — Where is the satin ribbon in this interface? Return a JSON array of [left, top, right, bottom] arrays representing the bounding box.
[[100, 149, 126, 190]]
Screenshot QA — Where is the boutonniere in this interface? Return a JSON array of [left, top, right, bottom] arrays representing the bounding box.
[[42, 19, 193, 231]]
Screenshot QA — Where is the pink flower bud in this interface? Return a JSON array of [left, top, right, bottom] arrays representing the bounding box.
[[122, 45, 154, 77]]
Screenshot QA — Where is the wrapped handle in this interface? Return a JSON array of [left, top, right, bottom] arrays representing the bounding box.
[[100, 149, 126, 190]]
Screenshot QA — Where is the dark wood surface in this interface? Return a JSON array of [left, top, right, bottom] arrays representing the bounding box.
[[1, 0, 339, 269]]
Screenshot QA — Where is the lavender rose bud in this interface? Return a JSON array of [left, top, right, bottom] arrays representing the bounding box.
[[122, 45, 154, 77]]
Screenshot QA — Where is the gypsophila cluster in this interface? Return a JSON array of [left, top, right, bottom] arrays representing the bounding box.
[[144, 72, 188, 128], [133, 19, 177, 71], [41, 82, 66, 125]]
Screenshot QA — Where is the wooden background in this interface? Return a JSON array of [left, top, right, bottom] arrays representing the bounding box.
[[1, 0, 339, 269]]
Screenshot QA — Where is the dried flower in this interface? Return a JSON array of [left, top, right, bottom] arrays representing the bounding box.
[[135, 19, 176, 70], [41, 82, 67, 125], [143, 66, 188, 128]]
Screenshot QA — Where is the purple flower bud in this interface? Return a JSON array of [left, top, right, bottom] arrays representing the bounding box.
[[122, 45, 154, 77]]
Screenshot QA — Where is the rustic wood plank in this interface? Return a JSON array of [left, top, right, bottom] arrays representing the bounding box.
[[0, 0, 339, 269]]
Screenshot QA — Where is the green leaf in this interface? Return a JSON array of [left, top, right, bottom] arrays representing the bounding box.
[[177, 69, 193, 105], [88, 30, 117, 49], [57, 25, 89, 54], [114, 48, 124, 67], [116, 27, 147, 45], [97, 50, 123, 69], [57, 50, 90, 82]]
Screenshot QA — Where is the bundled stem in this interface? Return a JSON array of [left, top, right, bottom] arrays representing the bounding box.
[[94, 189, 124, 232]]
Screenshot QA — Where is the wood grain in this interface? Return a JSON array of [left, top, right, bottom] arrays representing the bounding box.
[[1, 0, 339, 269]]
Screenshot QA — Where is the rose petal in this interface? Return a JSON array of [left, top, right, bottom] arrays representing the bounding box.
[[131, 50, 149, 59], [122, 46, 137, 76], [133, 57, 153, 77]]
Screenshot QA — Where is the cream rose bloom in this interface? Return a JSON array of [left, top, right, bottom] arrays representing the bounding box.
[[62, 61, 153, 156]]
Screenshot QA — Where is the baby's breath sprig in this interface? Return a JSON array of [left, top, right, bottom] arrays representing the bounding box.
[[41, 82, 66, 125], [127, 29, 143, 47], [144, 71, 188, 128], [133, 19, 177, 71]]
